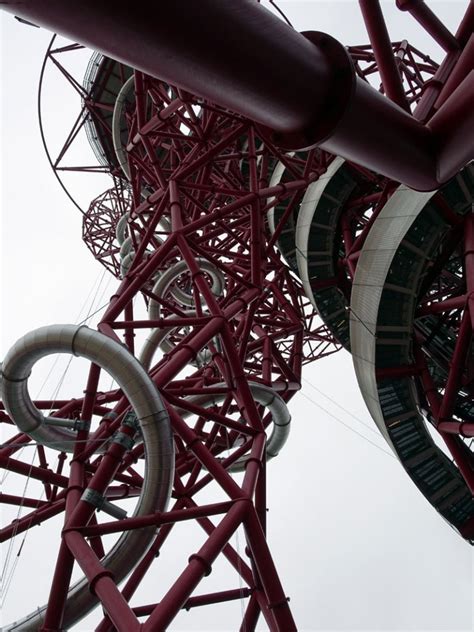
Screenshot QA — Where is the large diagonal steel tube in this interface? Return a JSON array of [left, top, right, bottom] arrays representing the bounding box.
[[2, 0, 472, 189]]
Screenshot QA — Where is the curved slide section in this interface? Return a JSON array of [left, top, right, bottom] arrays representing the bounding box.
[[1, 325, 174, 630], [296, 157, 358, 348], [350, 166, 474, 535], [180, 382, 291, 472]]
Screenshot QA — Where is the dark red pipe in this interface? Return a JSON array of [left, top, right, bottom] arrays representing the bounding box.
[[435, 34, 474, 108], [359, 0, 410, 111], [428, 70, 474, 183], [1, 0, 472, 190], [396, 0, 460, 52]]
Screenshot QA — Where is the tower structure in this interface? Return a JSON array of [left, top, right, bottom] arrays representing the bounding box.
[[1, 2, 473, 630]]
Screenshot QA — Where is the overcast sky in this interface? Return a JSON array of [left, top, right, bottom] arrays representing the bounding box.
[[1, 2, 472, 631]]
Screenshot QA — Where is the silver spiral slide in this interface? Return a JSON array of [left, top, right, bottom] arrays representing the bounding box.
[[1, 324, 174, 631]]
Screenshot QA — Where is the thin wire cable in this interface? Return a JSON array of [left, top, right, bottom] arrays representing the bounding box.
[[302, 377, 381, 437], [85, 269, 111, 324], [47, 356, 74, 416], [268, 0, 294, 28], [0, 270, 110, 486], [1, 271, 114, 599], [299, 390, 396, 459], [42, 269, 108, 414], [0, 447, 38, 604], [33, 266, 107, 403], [0, 436, 114, 450], [76, 300, 110, 326], [0, 485, 46, 608], [224, 427, 247, 628], [235, 526, 246, 629], [77, 267, 108, 322], [0, 445, 25, 485], [347, 305, 376, 336]]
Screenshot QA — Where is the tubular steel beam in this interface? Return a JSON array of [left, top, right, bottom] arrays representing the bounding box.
[[396, 0, 461, 52], [435, 34, 474, 107], [2, 0, 472, 190], [428, 71, 474, 183], [359, 0, 411, 111]]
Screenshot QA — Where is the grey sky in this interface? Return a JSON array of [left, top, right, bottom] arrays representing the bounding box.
[[1, 2, 472, 631]]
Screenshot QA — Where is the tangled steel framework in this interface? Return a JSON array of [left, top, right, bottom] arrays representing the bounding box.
[[1, 1, 474, 630]]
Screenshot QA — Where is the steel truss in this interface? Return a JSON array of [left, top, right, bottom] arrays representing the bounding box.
[[1, 2, 473, 630]]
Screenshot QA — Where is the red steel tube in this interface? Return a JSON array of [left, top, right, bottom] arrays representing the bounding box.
[[457, 1, 474, 47], [437, 422, 474, 438], [241, 594, 262, 631], [191, 506, 255, 587], [132, 588, 252, 616], [244, 508, 297, 631], [435, 34, 474, 108], [318, 75, 435, 189], [442, 434, 474, 495], [0, 492, 49, 508], [2, 1, 344, 134], [79, 501, 234, 537], [359, 0, 411, 111], [0, 455, 68, 487], [438, 311, 471, 423], [2, 0, 468, 190], [168, 407, 244, 501], [42, 458, 86, 630], [64, 531, 141, 632], [428, 71, 474, 184], [396, 0, 460, 52], [412, 3, 473, 122], [0, 498, 66, 542], [417, 294, 467, 316], [143, 501, 249, 631]]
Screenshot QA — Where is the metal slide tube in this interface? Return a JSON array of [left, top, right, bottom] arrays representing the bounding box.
[[112, 75, 135, 180], [139, 259, 225, 368], [2, 0, 470, 190], [179, 382, 292, 472], [1, 325, 174, 631]]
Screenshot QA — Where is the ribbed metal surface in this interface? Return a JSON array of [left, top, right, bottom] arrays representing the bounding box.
[[2, 325, 174, 631], [296, 158, 358, 348], [350, 167, 474, 533]]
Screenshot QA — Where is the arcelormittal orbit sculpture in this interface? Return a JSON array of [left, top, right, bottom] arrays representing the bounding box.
[[1, 1, 473, 630]]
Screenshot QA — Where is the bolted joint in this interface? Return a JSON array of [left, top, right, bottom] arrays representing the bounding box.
[[81, 488, 105, 509], [396, 0, 421, 9], [111, 431, 135, 451], [268, 596, 291, 610], [88, 568, 115, 597], [81, 488, 128, 520], [44, 416, 90, 431], [73, 419, 91, 432], [188, 553, 212, 577], [122, 410, 140, 429], [122, 411, 142, 437], [242, 456, 264, 472], [101, 411, 118, 422]]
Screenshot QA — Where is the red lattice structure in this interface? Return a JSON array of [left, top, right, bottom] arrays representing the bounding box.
[[1, 1, 473, 631]]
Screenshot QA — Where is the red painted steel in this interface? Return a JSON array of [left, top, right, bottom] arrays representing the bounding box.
[[359, 0, 411, 110], [396, 0, 461, 51], [0, 2, 473, 631], [3, 0, 473, 189]]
